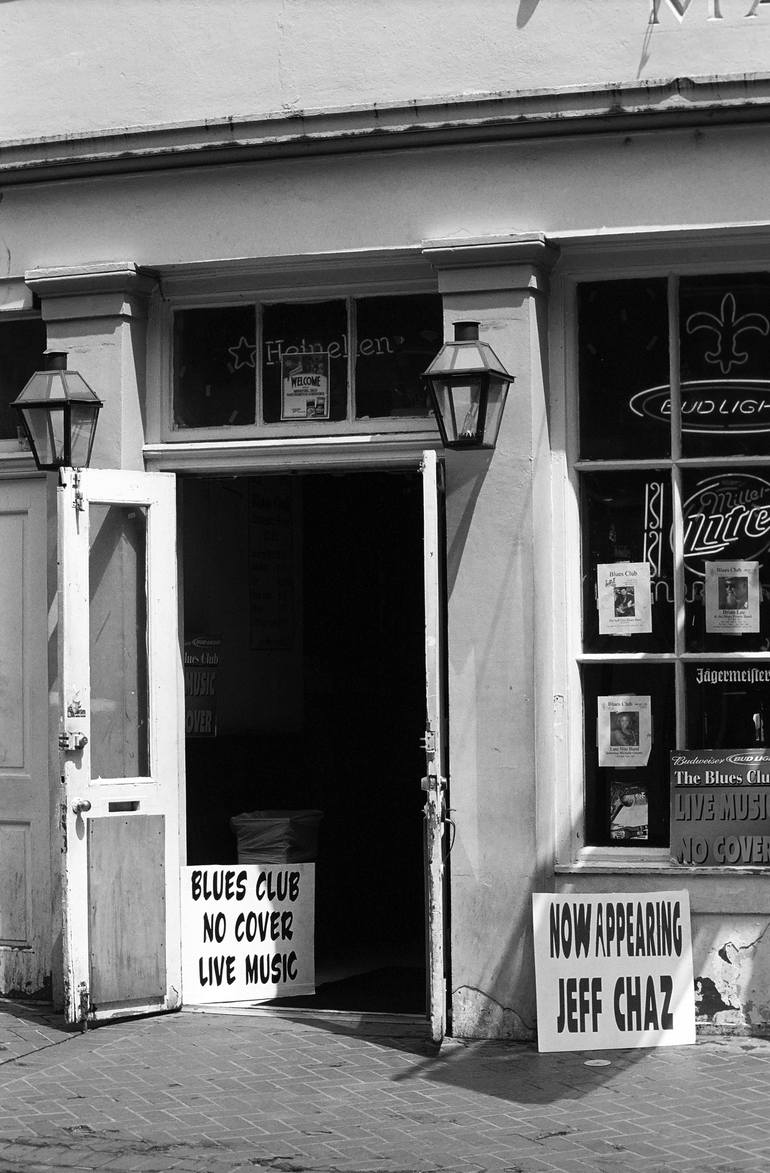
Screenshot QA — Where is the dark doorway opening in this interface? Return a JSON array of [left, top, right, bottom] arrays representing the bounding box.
[[182, 470, 426, 1015]]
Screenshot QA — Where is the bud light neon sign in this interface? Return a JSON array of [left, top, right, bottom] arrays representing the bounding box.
[[630, 381, 770, 435]]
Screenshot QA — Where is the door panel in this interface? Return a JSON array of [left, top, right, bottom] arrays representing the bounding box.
[[88, 815, 165, 1005], [422, 449, 449, 1042], [0, 480, 50, 995], [59, 468, 182, 1025]]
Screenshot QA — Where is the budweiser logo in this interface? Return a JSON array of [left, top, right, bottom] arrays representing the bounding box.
[[683, 473, 770, 572]]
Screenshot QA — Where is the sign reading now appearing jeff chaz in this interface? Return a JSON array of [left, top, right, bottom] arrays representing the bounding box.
[[532, 891, 695, 1052], [670, 748, 770, 866]]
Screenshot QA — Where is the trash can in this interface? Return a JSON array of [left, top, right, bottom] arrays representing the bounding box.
[[230, 809, 323, 864]]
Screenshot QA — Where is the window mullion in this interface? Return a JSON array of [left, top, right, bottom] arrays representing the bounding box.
[[255, 303, 263, 424], [347, 296, 356, 423], [669, 273, 687, 750]]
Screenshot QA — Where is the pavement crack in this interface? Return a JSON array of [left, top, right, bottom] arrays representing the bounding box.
[[534, 1127, 577, 1141]]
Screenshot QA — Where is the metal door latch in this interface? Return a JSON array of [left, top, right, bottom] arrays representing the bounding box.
[[58, 731, 88, 752], [421, 774, 446, 793], [420, 730, 437, 754]]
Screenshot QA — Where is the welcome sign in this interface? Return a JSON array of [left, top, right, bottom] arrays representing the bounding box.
[[532, 891, 695, 1052]]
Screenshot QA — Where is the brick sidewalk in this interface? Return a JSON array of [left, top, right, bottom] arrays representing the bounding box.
[[1, 1000, 769, 1172]]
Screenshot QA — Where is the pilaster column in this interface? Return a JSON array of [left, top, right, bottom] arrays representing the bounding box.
[[422, 234, 559, 1040], [25, 263, 158, 470]]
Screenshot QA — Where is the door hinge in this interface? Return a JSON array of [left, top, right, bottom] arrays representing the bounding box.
[[72, 468, 84, 513], [420, 729, 437, 755]]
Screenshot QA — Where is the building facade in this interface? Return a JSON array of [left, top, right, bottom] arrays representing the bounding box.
[[3, 0, 770, 1037]]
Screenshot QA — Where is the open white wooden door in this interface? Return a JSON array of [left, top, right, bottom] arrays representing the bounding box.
[[58, 468, 183, 1027], [421, 449, 449, 1043]]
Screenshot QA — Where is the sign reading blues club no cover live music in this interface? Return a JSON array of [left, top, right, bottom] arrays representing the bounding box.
[[532, 892, 695, 1052], [181, 865, 315, 1003]]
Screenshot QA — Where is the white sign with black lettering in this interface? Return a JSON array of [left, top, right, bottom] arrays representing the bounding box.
[[597, 562, 652, 636], [597, 694, 652, 768], [532, 891, 695, 1052], [705, 560, 760, 634], [181, 865, 315, 1003]]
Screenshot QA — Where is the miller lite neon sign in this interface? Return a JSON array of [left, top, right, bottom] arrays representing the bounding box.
[[683, 474, 770, 574]]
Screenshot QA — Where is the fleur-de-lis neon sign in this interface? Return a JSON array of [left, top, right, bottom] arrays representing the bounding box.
[[686, 292, 769, 375]]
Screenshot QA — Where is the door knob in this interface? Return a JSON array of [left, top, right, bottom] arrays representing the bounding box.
[[72, 799, 92, 816]]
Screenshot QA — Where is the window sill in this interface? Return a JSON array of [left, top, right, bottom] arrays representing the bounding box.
[[556, 853, 770, 877], [162, 417, 438, 445]]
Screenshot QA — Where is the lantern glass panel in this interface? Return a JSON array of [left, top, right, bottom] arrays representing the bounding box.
[[21, 404, 64, 468], [445, 376, 485, 444], [69, 402, 99, 467], [482, 375, 511, 448]]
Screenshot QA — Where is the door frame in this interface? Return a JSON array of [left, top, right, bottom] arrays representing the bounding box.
[[421, 449, 451, 1041], [174, 450, 451, 1034]]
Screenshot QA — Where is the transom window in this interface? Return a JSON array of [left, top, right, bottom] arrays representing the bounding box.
[[577, 273, 770, 850], [172, 294, 442, 430]]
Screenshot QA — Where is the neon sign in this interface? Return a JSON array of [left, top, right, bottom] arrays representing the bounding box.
[[630, 381, 770, 434], [683, 473, 770, 573], [226, 333, 398, 372], [686, 293, 769, 376], [628, 289, 770, 434]]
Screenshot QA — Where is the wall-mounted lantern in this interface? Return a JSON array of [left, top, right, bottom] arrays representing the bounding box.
[[12, 351, 102, 471], [422, 320, 514, 449]]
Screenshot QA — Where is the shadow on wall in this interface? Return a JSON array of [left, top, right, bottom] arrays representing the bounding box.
[[517, 0, 543, 28], [438, 431, 546, 1046]]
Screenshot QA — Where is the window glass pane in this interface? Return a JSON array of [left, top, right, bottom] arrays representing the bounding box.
[[262, 300, 347, 423], [581, 470, 673, 652], [582, 663, 674, 848], [578, 279, 669, 460], [0, 319, 46, 443], [173, 307, 256, 428], [89, 504, 149, 778], [354, 294, 441, 419], [686, 662, 770, 749], [680, 273, 770, 457], [683, 467, 770, 652]]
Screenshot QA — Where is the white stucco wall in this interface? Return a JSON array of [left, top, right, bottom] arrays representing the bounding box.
[[3, 0, 770, 141]]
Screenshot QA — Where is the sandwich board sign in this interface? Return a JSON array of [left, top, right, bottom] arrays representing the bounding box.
[[532, 891, 695, 1052], [181, 865, 315, 1004]]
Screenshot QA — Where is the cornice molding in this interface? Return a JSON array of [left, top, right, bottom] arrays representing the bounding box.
[[25, 263, 159, 321], [2, 73, 770, 185], [158, 247, 435, 300], [423, 234, 560, 293]]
